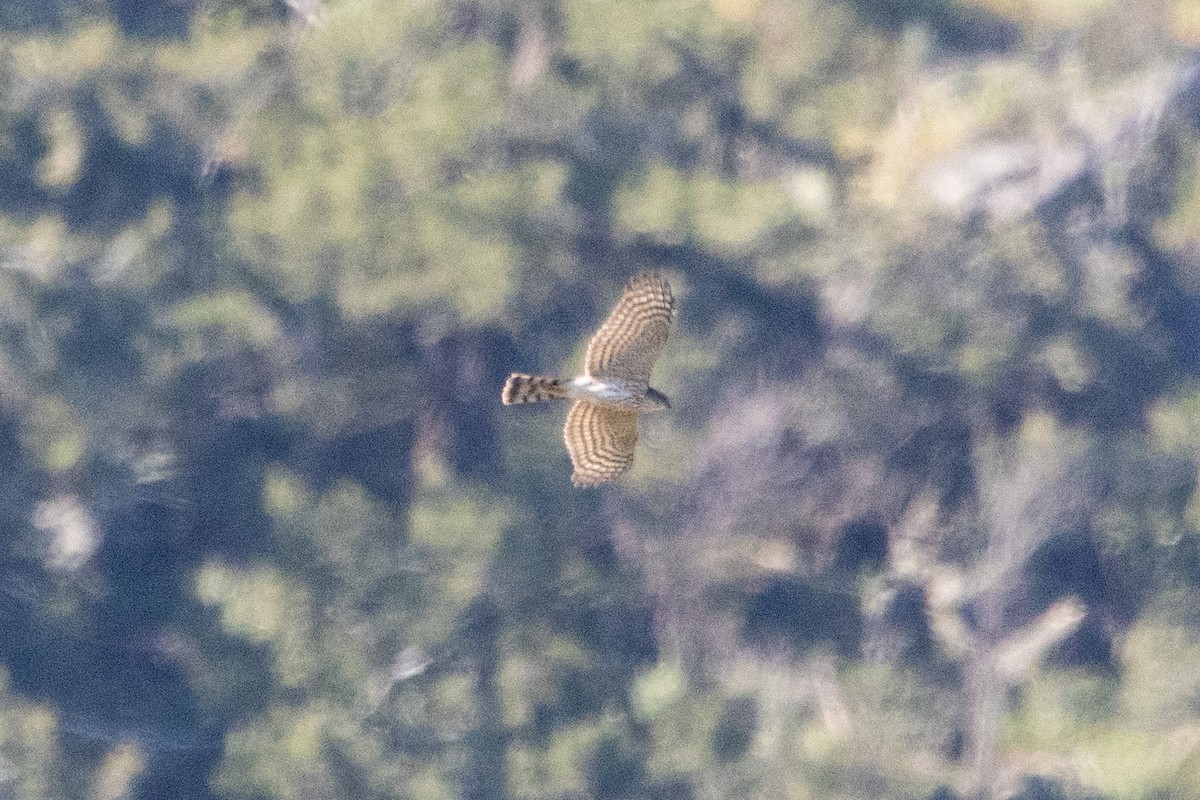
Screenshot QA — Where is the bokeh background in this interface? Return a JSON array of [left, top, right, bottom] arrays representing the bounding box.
[[3, 1, 1200, 798]]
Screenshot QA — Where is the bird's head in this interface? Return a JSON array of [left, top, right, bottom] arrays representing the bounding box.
[[644, 387, 671, 411]]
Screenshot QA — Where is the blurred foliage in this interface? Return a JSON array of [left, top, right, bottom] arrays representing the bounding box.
[[3, 0, 1200, 799]]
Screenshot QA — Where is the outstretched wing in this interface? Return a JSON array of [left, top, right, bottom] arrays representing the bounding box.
[[563, 401, 639, 486], [584, 273, 674, 385]]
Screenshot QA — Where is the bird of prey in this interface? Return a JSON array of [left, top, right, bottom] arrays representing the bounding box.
[[502, 273, 676, 486]]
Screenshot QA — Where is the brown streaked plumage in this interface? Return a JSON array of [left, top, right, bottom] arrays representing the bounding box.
[[501, 374, 568, 404], [563, 402, 640, 486], [501, 273, 676, 486]]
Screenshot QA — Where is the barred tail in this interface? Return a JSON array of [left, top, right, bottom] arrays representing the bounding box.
[[502, 373, 568, 405]]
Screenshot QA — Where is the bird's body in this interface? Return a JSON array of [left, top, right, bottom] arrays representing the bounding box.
[[501, 273, 675, 486], [503, 374, 668, 411]]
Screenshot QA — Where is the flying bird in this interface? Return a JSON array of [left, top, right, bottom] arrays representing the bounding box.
[[502, 273, 676, 486]]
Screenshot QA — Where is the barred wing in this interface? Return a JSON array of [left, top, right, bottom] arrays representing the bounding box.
[[563, 401, 639, 486], [584, 273, 674, 385]]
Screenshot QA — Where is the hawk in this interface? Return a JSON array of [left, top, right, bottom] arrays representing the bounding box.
[[502, 273, 676, 486]]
